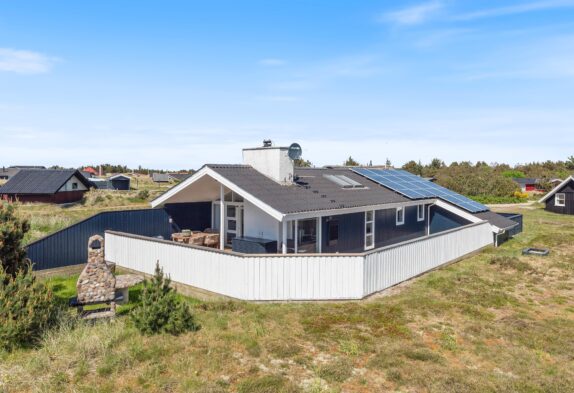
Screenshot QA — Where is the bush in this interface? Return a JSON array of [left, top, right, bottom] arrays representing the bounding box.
[[130, 262, 198, 335], [0, 203, 31, 276], [137, 190, 150, 200], [0, 264, 60, 350]]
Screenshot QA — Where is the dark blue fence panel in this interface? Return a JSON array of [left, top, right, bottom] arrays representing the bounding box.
[[26, 209, 173, 270], [499, 213, 523, 236], [27, 203, 212, 270]]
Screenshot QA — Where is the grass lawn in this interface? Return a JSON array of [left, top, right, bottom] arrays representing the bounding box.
[[1, 205, 573, 392]]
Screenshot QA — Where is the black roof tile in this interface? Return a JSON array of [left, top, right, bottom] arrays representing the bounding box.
[[0, 169, 90, 195]]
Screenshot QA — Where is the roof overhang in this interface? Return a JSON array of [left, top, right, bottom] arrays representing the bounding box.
[[151, 166, 286, 221], [539, 176, 574, 203]]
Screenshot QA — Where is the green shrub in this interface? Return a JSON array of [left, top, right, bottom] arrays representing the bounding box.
[[137, 190, 150, 200], [94, 195, 105, 204], [0, 264, 60, 350], [130, 262, 198, 335], [0, 203, 31, 276]]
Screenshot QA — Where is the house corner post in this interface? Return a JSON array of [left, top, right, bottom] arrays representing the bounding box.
[[281, 220, 287, 254], [220, 184, 225, 250]]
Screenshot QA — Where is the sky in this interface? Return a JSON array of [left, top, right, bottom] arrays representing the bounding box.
[[1, 0, 573, 170]]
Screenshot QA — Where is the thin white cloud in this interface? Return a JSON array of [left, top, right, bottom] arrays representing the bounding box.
[[259, 58, 286, 66], [381, 1, 444, 26], [454, 0, 574, 21], [259, 95, 299, 102], [0, 48, 59, 74]]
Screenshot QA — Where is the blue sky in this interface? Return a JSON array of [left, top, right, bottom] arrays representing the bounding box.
[[1, 1, 573, 169]]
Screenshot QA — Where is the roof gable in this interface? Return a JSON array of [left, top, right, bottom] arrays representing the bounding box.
[[539, 176, 574, 203]]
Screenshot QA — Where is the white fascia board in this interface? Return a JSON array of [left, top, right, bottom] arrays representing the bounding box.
[[150, 166, 285, 221], [109, 174, 130, 180], [539, 176, 573, 203], [284, 199, 438, 221]]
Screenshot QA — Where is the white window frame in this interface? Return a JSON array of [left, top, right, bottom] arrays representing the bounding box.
[[364, 210, 375, 250], [396, 207, 405, 226], [417, 204, 425, 222], [555, 193, 566, 207]]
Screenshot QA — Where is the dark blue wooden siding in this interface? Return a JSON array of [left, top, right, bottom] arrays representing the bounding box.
[[110, 178, 130, 190], [321, 212, 365, 253], [374, 205, 426, 247], [27, 202, 211, 270], [321, 205, 428, 253], [164, 202, 212, 231]]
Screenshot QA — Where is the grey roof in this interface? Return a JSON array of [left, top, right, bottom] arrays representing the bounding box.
[[168, 173, 192, 181], [0, 167, 21, 179], [207, 165, 410, 214], [512, 178, 538, 185], [152, 173, 170, 182], [81, 171, 95, 179], [0, 169, 91, 195], [472, 211, 518, 230]]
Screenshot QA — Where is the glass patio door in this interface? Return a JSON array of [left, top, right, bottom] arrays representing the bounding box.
[[225, 203, 243, 246]]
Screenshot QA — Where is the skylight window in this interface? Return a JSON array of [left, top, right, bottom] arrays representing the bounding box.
[[324, 174, 365, 189]]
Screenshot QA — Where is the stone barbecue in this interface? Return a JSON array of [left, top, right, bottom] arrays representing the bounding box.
[[76, 235, 116, 304]]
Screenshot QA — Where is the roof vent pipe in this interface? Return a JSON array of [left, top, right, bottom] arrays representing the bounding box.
[[263, 139, 272, 147]]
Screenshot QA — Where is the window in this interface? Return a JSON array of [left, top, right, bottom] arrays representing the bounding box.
[[417, 204, 425, 222], [396, 207, 405, 225], [364, 210, 375, 250], [323, 174, 365, 189], [72, 182, 78, 190], [555, 193, 566, 207], [327, 219, 339, 246]]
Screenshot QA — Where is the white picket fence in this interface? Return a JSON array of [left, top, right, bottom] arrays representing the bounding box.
[[105, 221, 492, 300]]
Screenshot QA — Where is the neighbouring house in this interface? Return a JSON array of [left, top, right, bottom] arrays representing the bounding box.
[[88, 174, 131, 191], [512, 177, 544, 192], [81, 171, 95, 179], [168, 173, 192, 182], [0, 167, 21, 180], [0, 169, 91, 203], [100, 142, 522, 301], [152, 173, 170, 183], [82, 166, 98, 176], [109, 174, 131, 190], [539, 176, 574, 215]]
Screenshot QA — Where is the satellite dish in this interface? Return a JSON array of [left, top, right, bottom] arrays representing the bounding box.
[[288, 143, 302, 160]]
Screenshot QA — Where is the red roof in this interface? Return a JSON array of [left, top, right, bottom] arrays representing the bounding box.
[[83, 166, 97, 174]]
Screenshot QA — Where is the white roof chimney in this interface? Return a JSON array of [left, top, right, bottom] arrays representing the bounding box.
[[242, 141, 294, 185]]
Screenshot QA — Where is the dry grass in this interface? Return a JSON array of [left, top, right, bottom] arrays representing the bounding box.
[[1, 206, 573, 392]]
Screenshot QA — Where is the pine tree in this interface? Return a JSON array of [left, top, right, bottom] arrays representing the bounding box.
[[130, 262, 198, 335], [344, 156, 359, 166], [0, 262, 59, 350], [0, 203, 31, 277]]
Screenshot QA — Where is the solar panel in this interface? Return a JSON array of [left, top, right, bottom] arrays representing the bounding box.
[[351, 168, 488, 213]]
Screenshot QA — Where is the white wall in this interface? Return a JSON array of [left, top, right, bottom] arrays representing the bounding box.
[[58, 175, 88, 192], [243, 200, 280, 241], [242, 147, 294, 185]]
